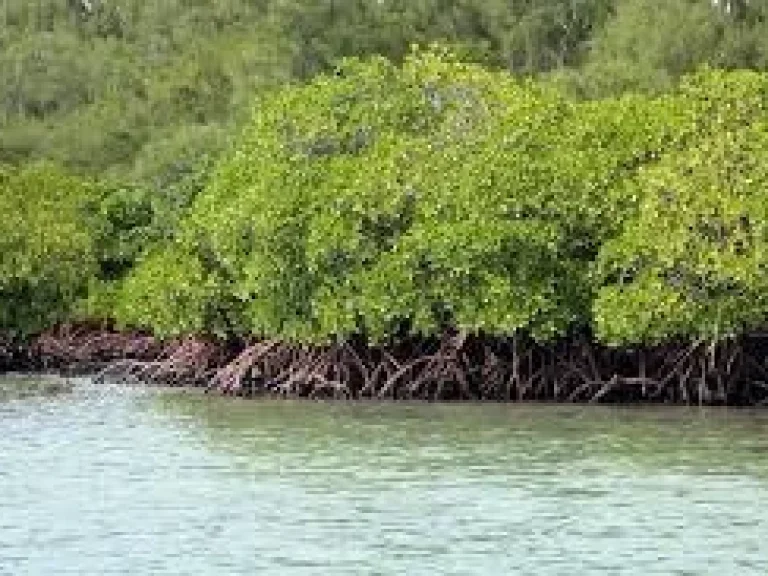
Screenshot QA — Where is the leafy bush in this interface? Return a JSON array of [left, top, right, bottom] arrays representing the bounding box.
[[99, 54, 768, 349], [594, 121, 768, 344], [0, 163, 99, 335]]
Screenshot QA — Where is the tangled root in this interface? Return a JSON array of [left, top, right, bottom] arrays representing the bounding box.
[[13, 324, 768, 405]]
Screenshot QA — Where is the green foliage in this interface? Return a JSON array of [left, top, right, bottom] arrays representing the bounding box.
[[594, 121, 768, 345], [0, 156, 211, 337], [590, 68, 768, 345], [0, 163, 99, 335], [114, 50, 547, 340], [276, 0, 613, 78], [117, 51, 768, 347], [4, 2, 768, 350], [568, 0, 768, 97], [3, 0, 767, 175], [77, 135, 222, 327], [111, 245, 217, 338], [0, 0, 290, 175]]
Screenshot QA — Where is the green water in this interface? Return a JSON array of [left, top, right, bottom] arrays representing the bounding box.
[[1, 377, 767, 575]]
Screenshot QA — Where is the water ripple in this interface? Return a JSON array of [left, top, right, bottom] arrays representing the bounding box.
[[0, 381, 767, 575]]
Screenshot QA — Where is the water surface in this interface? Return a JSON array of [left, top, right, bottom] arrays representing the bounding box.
[[1, 377, 767, 575]]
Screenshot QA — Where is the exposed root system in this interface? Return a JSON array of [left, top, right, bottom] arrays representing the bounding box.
[[5, 324, 768, 405]]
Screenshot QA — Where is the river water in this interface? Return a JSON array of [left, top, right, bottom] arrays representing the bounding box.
[[1, 377, 767, 575]]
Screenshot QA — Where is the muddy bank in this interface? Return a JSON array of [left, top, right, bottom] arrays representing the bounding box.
[[2, 323, 767, 406]]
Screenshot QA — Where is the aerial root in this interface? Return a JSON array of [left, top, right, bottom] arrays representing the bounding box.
[[10, 324, 768, 404], [108, 333, 768, 404], [94, 336, 222, 387]]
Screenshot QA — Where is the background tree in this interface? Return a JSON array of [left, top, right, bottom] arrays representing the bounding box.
[[565, 0, 768, 97]]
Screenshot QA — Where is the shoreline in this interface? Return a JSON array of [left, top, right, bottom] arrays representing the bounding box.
[[2, 324, 767, 407], [5, 370, 768, 417]]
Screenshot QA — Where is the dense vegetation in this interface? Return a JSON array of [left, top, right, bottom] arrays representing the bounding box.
[[2, 0, 767, 403]]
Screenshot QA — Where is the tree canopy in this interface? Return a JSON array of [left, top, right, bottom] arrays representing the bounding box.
[[2, 1, 768, 353], [103, 51, 768, 350]]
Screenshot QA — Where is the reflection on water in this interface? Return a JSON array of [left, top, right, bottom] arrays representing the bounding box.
[[0, 373, 74, 401], [1, 379, 767, 575]]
